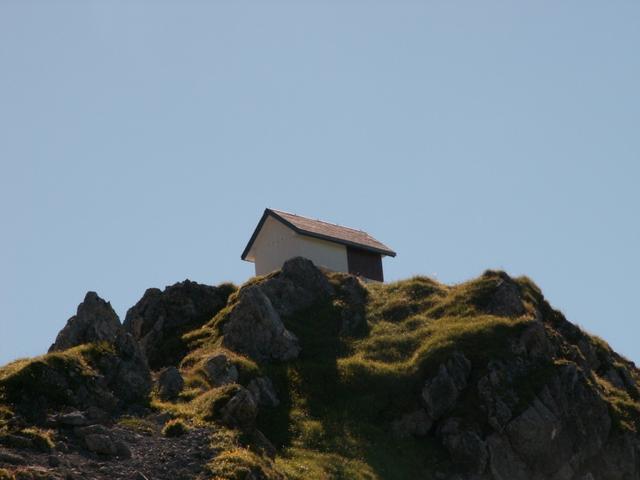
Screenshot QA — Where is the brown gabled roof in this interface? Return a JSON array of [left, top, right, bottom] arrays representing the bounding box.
[[241, 208, 397, 260]]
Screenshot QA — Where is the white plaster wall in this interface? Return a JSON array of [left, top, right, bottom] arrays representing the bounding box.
[[294, 234, 349, 273], [250, 216, 349, 275]]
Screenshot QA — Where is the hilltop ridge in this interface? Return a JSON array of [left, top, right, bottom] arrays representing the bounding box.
[[1, 257, 639, 479]]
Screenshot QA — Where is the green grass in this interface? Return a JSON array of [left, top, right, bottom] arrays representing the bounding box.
[[235, 272, 542, 479], [0, 343, 115, 419], [0, 427, 55, 452], [162, 418, 190, 437], [147, 271, 554, 479], [117, 416, 157, 435], [180, 346, 261, 391], [594, 374, 640, 433], [207, 427, 283, 480], [5, 268, 621, 480]]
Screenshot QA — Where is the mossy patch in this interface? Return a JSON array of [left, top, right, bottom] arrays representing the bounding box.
[[181, 347, 260, 390], [117, 416, 157, 435], [0, 427, 55, 452], [207, 427, 283, 480], [162, 418, 189, 437], [0, 343, 116, 420], [594, 374, 640, 433]]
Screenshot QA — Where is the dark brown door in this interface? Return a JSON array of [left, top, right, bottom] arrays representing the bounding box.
[[347, 247, 383, 281]]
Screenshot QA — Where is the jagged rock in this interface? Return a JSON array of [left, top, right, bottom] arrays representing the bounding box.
[[391, 410, 433, 438], [476, 271, 525, 317], [583, 432, 640, 479], [157, 367, 184, 400], [487, 434, 532, 480], [247, 377, 279, 407], [203, 353, 239, 387], [51, 411, 90, 427], [220, 258, 337, 362], [220, 387, 258, 429], [258, 257, 334, 316], [335, 276, 369, 337], [109, 332, 152, 405], [505, 364, 611, 478], [84, 433, 117, 455], [517, 321, 553, 359], [49, 292, 122, 352], [74, 424, 111, 438], [439, 419, 488, 475], [421, 352, 471, 419], [477, 362, 516, 432], [576, 338, 601, 371], [222, 286, 301, 362], [41, 297, 151, 416], [124, 280, 234, 369]]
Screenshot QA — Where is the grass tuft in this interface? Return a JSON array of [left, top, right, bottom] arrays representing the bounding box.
[[162, 418, 189, 437]]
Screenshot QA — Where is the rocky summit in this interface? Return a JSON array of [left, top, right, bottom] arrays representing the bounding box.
[[1, 257, 640, 480]]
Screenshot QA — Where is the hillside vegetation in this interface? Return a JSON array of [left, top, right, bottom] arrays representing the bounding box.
[[1, 258, 639, 479]]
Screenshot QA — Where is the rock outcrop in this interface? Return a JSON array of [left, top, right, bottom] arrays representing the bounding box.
[[49, 292, 121, 352], [220, 257, 333, 362], [421, 352, 471, 420], [109, 332, 152, 406], [221, 286, 301, 362], [247, 377, 280, 407], [5, 292, 151, 422], [475, 271, 526, 317], [334, 275, 369, 337], [219, 387, 258, 429], [156, 367, 184, 400], [439, 418, 488, 475], [258, 257, 333, 316], [202, 352, 239, 387], [124, 280, 235, 369]]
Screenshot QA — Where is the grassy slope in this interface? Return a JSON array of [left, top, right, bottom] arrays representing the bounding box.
[[167, 271, 566, 479], [2, 272, 640, 480], [262, 273, 537, 479]]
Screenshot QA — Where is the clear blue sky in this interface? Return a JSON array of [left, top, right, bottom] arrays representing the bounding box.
[[1, 1, 639, 366]]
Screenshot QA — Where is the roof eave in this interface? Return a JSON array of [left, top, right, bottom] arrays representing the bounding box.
[[268, 209, 396, 257], [240, 209, 271, 261]]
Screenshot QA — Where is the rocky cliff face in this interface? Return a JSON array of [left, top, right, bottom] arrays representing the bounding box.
[[1, 259, 639, 480]]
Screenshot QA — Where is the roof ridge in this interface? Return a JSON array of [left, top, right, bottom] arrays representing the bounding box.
[[268, 208, 368, 234]]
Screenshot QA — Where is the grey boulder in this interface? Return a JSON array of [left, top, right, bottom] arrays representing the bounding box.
[[222, 286, 300, 362], [220, 387, 258, 429], [247, 377, 280, 407], [49, 292, 122, 352], [157, 366, 184, 400], [124, 280, 234, 369], [421, 352, 471, 419], [203, 353, 239, 387]]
